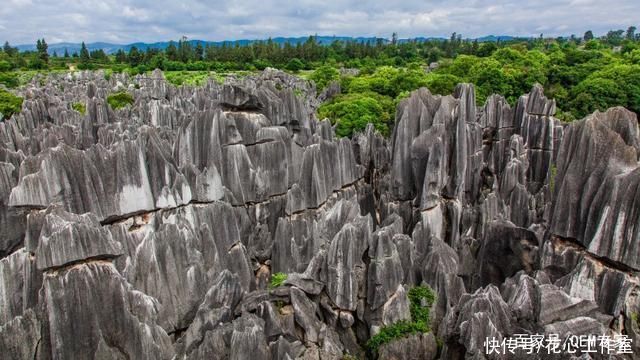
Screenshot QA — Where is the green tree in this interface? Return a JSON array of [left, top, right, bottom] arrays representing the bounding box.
[[626, 26, 637, 40], [584, 30, 594, 42], [128, 46, 143, 67], [569, 78, 624, 117], [79, 42, 91, 64], [318, 92, 393, 137], [2, 41, 17, 57], [285, 58, 304, 72], [0, 60, 11, 72], [477, 42, 497, 57], [627, 49, 640, 64], [114, 49, 127, 63], [149, 53, 167, 70], [585, 64, 640, 114], [36, 38, 49, 64], [424, 73, 463, 95], [439, 55, 479, 78], [468, 58, 513, 103], [194, 43, 204, 61], [605, 30, 625, 46], [90, 49, 108, 63], [310, 65, 339, 91], [0, 72, 18, 88], [166, 42, 178, 61]]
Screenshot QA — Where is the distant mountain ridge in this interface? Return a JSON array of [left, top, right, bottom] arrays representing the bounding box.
[[15, 35, 520, 54]]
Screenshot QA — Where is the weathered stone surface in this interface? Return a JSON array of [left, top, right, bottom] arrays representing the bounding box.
[[9, 130, 193, 221], [325, 216, 371, 311], [270, 336, 306, 360], [35, 208, 123, 270], [538, 284, 600, 325], [0, 161, 25, 257], [380, 284, 411, 327], [550, 107, 640, 268], [367, 219, 404, 310], [1, 71, 639, 359], [229, 313, 270, 360], [0, 250, 25, 323], [442, 285, 514, 358], [474, 220, 539, 289], [291, 286, 322, 343], [43, 262, 173, 360], [180, 270, 244, 356], [378, 332, 437, 360], [0, 309, 41, 360]]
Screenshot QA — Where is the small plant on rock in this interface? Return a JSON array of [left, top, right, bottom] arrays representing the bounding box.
[[366, 285, 436, 358], [269, 272, 288, 289], [72, 102, 86, 115]]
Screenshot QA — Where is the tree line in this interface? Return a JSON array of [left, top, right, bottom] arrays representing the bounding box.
[[1, 27, 638, 72], [1, 27, 639, 133]]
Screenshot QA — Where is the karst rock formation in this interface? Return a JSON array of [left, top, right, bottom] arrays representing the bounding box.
[[0, 68, 639, 359]]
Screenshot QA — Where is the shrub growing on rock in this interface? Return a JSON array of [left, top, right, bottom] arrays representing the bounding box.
[[269, 272, 288, 289], [72, 102, 86, 115], [0, 89, 23, 120], [106, 91, 134, 110], [366, 285, 436, 357]]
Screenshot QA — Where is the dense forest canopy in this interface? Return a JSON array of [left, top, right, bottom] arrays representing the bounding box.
[[1, 28, 639, 136]]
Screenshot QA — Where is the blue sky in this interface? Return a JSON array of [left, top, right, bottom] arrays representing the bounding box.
[[1, 0, 639, 44]]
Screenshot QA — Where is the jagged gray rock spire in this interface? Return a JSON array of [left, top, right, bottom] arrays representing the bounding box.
[[1, 69, 638, 359]]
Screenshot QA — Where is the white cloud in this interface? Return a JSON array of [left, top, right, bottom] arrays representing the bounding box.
[[0, 0, 638, 44], [123, 6, 150, 21], [9, 0, 32, 6]]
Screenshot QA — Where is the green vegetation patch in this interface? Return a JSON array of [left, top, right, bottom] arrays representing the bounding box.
[[107, 91, 134, 110], [310, 65, 339, 91], [2, 30, 639, 129], [72, 102, 86, 115], [0, 89, 24, 120], [0, 72, 19, 88], [342, 65, 430, 99], [164, 71, 213, 87], [366, 285, 436, 358], [318, 92, 394, 137], [285, 58, 305, 72], [269, 272, 288, 289]]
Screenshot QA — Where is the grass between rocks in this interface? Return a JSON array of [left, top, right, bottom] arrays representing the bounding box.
[[106, 91, 134, 110], [164, 71, 215, 86], [163, 70, 256, 87], [366, 285, 436, 358], [269, 272, 288, 289], [72, 102, 86, 115]]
